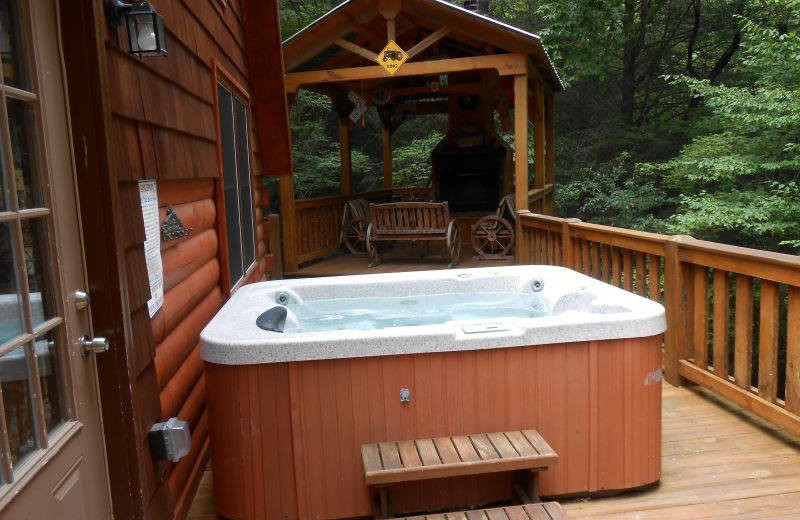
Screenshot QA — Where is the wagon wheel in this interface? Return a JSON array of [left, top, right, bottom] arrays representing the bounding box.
[[471, 215, 514, 259], [343, 218, 368, 255], [446, 221, 461, 268]]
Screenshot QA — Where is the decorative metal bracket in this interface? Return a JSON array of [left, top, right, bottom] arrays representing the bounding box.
[[161, 206, 192, 241]]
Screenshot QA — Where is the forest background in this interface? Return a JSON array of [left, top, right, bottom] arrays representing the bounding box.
[[277, 0, 800, 253]]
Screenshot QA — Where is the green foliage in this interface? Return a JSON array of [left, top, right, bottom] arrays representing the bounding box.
[[392, 130, 444, 188], [557, 153, 671, 231], [643, 0, 800, 252], [279, 0, 800, 255]]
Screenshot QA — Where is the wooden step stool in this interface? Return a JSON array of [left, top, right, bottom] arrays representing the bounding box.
[[396, 503, 569, 520], [361, 430, 558, 518]]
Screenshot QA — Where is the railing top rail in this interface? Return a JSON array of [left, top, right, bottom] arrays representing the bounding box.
[[569, 221, 669, 256], [677, 235, 800, 287], [295, 189, 392, 210]]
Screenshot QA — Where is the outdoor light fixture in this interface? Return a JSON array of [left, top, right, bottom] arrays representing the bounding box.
[[105, 0, 167, 57]]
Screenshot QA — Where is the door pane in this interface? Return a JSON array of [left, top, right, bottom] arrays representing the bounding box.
[[6, 98, 43, 209], [0, 0, 29, 90], [0, 345, 36, 466], [22, 218, 55, 326], [0, 222, 22, 344], [34, 329, 65, 432]]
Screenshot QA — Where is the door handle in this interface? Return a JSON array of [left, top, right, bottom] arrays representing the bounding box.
[[81, 336, 109, 356], [72, 290, 90, 310]]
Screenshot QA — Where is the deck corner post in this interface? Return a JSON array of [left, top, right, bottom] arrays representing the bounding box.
[[515, 210, 531, 265], [513, 73, 530, 212], [561, 218, 579, 269], [663, 235, 690, 386]]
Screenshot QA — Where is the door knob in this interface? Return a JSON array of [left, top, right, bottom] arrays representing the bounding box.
[[72, 290, 90, 310], [81, 336, 109, 356]]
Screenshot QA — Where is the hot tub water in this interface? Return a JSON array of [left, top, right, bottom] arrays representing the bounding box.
[[285, 292, 549, 332]]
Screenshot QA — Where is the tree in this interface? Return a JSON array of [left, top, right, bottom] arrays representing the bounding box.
[[642, 0, 800, 252]]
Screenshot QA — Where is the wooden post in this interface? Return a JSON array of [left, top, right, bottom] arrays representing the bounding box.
[[267, 213, 283, 280], [545, 93, 555, 215], [279, 175, 299, 273], [513, 74, 529, 212], [534, 79, 546, 193], [663, 236, 690, 386], [561, 218, 580, 269], [340, 117, 352, 197], [515, 210, 529, 265], [382, 125, 392, 190]]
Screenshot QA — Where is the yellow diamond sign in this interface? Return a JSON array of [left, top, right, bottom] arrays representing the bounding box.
[[377, 40, 409, 75]]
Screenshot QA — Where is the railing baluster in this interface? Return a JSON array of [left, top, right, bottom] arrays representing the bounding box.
[[693, 266, 709, 369], [600, 244, 610, 281], [622, 250, 633, 291], [648, 255, 660, 302], [592, 242, 601, 278], [787, 287, 800, 413], [712, 269, 730, 378], [611, 246, 621, 287], [581, 239, 590, 274], [733, 275, 753, 389], [635, 252, 647, 296], [758, 280, 780, 402]]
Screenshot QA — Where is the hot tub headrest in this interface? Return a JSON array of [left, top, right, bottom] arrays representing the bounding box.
[[257, 306, 288, 333]]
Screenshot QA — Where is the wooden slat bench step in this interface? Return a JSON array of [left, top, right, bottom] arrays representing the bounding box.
[[363, 430, 558, 518], [396, 503, 569, 520], [362, 430, 558, 486]]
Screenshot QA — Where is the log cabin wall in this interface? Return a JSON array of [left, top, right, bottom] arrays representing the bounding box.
[[103, 0, 278, 518]]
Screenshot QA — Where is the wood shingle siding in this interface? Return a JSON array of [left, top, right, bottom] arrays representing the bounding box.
[[99, 0, 282, 518]]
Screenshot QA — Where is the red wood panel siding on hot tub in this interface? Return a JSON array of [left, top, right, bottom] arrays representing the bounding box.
[[206, 335, 662, 520]]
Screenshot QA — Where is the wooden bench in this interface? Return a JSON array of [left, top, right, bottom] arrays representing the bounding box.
[[396, 503, 569, 520], [366, 202, 461, 268], [362, 430, 558, 518]]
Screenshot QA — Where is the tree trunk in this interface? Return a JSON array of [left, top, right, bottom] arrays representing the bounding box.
[[620, 0, 638, 126]]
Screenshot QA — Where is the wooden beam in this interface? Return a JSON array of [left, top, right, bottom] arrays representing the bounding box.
[[545, 92, 555, 185], [513, 74, 529, 212], [283, 6, 379, 71], [243, 0, 293, 176], [407, 27, 451, 58], [284, 53, 528, 92], [340, 118, 352, 197], [533, 78, 545, 190], [279, 175, 298, 273], [335, 38, 378, 62], [382, 125, 393, 189]]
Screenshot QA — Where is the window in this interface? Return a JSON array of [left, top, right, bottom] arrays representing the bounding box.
[[0, 0, 69, 483], [217, 84, 255, 286]]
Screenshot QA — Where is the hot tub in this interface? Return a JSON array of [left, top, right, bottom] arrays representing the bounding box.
[[201, 266, 666, 520]]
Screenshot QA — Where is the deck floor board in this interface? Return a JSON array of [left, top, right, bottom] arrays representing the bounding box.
[[188, 382, 800, 519]]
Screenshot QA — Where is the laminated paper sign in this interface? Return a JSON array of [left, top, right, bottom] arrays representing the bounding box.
[[139, 180, 164, 317]]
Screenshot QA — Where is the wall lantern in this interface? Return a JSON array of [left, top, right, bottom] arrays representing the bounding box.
[[105, 0, 168, 57]]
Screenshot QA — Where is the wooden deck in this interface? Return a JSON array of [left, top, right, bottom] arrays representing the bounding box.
[[291, 244, 514, 277], [188, 382, 800, 519]]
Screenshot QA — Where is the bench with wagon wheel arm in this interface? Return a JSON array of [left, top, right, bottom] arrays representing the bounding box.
[[366, 202, 461, 268], [361, 430, 559, 519]]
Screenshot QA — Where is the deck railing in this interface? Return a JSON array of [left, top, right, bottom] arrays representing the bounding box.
[[294, 189, 392, 265], [293, 187, 434, 266], [391, 186, 435, 202], [517, 211, 800, 438]]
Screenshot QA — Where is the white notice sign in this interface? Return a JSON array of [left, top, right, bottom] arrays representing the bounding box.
[[139, 180, 164, 317]]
